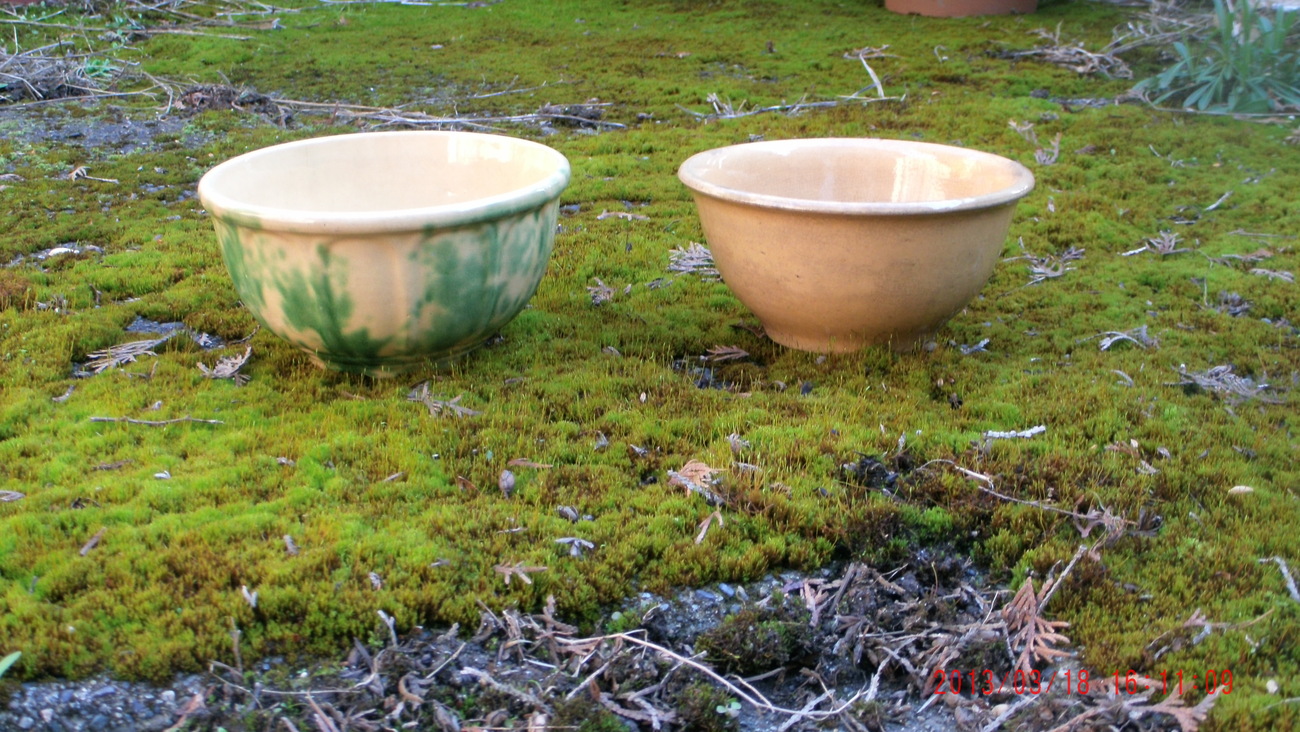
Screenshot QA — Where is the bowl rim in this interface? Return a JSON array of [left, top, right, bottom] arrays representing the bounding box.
[[197, 130, 571, 234], [677, 137, 1035, 215]]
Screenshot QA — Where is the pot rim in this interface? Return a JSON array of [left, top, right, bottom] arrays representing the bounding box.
[[677, 137, 1035, 215], [197, 130, 571, 234]]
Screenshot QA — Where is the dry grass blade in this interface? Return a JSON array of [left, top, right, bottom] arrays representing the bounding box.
[[198, 346, 252, 385], [79, 527, 107, 556], [667, 242, 719, 279], [84, 333, 175, 373], [407, 384, 482, 417]]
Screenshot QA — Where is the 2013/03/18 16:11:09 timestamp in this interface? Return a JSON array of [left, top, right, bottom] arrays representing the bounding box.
[[931, 669, 1235, 696], [1113, 670, 1234, 696]]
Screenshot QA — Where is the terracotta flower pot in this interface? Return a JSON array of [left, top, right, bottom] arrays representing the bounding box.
[[885, 0, 1036, 17], [198, 131, 570, 377], [677, 138, 1034, 353]]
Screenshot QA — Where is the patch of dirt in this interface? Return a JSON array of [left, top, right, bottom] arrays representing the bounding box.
[[0, 104, 192, 154], [1, 543, 1209, 731]]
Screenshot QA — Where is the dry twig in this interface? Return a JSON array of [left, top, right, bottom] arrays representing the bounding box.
[[88, 415, 224, 426]]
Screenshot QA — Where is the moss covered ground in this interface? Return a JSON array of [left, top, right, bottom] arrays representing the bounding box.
[[0, 0, 1296, 727]]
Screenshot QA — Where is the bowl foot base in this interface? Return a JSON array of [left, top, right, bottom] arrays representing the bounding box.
[[304, 340, 488, 378], [764, 328, 930, 354]]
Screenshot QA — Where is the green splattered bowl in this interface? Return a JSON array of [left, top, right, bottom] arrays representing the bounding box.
[[197, 131, 570, 377]]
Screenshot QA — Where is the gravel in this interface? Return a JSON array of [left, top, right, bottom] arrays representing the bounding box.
[[2, 675, 207, 732]]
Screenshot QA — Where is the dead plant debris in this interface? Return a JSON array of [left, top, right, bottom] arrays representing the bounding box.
[[1169, 364, 1282, 404], [407, 383, 481, 417], [667, 242, 719, 280], [197, 346, 252, 385]]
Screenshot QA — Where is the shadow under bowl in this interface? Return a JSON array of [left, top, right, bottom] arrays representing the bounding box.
[[677, 137, 1034, 352], [197, 130, 571, 377]]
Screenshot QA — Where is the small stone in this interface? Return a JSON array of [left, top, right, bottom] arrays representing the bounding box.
[[140, 715, 176, 732], [717, 583, 735, 598], [87, 713, 110, 731], [1268, 679, 1280, 694], [160, 691, 175, 705], [17, 717, 35, 730], [695, 589, 720, 602]]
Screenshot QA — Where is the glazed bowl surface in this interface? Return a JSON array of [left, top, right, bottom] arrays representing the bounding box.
[[677, 137, 1034, 352], [198, 130, 570, 376]]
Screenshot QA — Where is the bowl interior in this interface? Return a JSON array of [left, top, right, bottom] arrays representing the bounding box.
[[678, 138, 1034, 214], [199, 131, 570, 230]]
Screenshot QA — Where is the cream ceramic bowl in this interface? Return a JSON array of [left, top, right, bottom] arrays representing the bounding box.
[[198, 131, 570, 376], [677, 138, 1034, 352]]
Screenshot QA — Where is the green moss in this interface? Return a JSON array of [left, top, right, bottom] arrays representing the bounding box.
[[672, 682, 740, 732], [0, 0, 1297, 727], [696, 605, 812, 675]]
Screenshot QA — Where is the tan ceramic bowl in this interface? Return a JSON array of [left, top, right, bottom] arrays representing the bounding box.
[[677, 138, 1034, 352], [198, 131, 570, 377]]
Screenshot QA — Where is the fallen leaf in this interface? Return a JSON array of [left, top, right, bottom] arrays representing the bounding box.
[[1228, 485, 1254, 494], [677, 459, 720, 486], [556, 537, 595, 557]]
